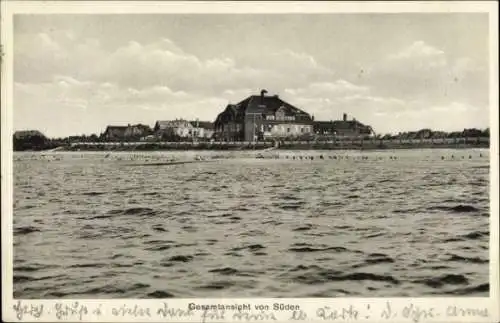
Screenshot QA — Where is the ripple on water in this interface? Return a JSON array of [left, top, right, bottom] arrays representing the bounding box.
[[13, 150, 490, 298], [414, 274, 469, 288]]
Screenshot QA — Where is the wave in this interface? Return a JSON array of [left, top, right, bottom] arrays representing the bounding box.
[[446, 254, 488, 264], [461, 231, 489, 240], [288, 270, 399, 285], [208, 267, 261, 277], [231, 244, 266, 252], [15, 226, 41, 235], [278, 203, 306, 210], [146, 290, 175, 298], [288, 246, 350, 253], [82, 285, 127, 295], [166, 255, 194, 263], [88, 214, 113, 220], [289, 264, 324, 272], [69, 263, 108, 269], [415, 274, 469, 288], [292, 225, 313, 232], [14, 264, 58, 272], [197, 281, 235, 290], [152, 225, 168, 232], [427, 205, 480, 213], [145, 245, 171, 251], [14, 274, 67, 283], [450, 283, 489, 295], [365, 253, 395, 265], [105, 207, 158, 217], [81, 191, 106, 196]]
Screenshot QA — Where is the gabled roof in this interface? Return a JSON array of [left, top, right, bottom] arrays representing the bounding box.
[[155, 120, 193, 130], [235, 95, 311, 117], [215, 92, 312, 125], [104, 126, 128, 136], [131, 124, 152, 130], [189, 121, 214, 129]]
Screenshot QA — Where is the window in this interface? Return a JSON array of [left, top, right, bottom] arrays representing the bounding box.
[[301, 127, 304, 133], [287, 128, 290, 133]]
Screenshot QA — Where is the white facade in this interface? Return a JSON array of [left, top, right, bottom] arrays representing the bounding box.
[[189, 127, 215, 139], [263, 123, 312, 138]]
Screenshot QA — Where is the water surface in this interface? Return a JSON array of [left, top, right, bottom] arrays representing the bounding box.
[[13, 149, 490, 298]]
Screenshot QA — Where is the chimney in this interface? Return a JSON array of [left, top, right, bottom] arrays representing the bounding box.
[[343, 113, 347, 121], [260, 89, 268, 104]]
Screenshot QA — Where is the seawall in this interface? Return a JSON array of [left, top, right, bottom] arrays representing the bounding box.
[[59, 137, 489, 151]]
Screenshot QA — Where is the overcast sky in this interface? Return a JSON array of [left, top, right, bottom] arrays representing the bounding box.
[[14, 13, 490, 137]]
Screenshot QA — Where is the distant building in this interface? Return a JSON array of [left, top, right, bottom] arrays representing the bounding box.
[[13, 130, 48, 151], [102, 124, 152, 141], [416, 128, 433, 139], [153, 120, 215, 140], [214, 90, 314, 141], [189, 121, 215, 139], [153, 119, 194, 140], [13, 130, 46, 140], [313, 113, 374, 138], [102, 126, 127, 140]]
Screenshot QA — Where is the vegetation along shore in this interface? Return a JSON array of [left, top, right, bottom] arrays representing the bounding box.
[[13, 129, 489, 152]]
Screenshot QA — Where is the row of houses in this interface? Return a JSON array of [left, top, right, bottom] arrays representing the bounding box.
[[102, 90, 375, 142], [102, 120, 215, 141]]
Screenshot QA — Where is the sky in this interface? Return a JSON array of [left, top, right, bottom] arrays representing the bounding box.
[[13, 13, 490, 137]]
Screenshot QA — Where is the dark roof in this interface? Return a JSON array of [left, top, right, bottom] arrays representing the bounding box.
[[236, 95, 310, 116], [155, 120, 193, 130], [189, 121, 214, 129], [313, 120, 371, 131], [104, 126, 128, 136], [215, 94, 312, 125], [105, 126, 127, 130], [132, 124, 152, 130], [14, 130, 46, 139]]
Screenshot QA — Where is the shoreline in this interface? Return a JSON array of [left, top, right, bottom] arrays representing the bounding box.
[[13, 137, 490, 152], [25, 143, 490, 152]]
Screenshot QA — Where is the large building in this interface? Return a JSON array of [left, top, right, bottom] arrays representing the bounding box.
[[313, 113, 374, 138], [214, 90, 314, 141]]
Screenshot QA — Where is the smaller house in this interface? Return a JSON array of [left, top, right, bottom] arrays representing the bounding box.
[[125, 124, 152, 138], [13, 130, 48, 151], [431, 131, 447, 139], [416, 129, 433, 139], [102, 124, 152, 141], [189, 121, 215, 139], [102, 126, 128, 141], [154, 119, 194, 140], [313, 113, 373, 138]]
